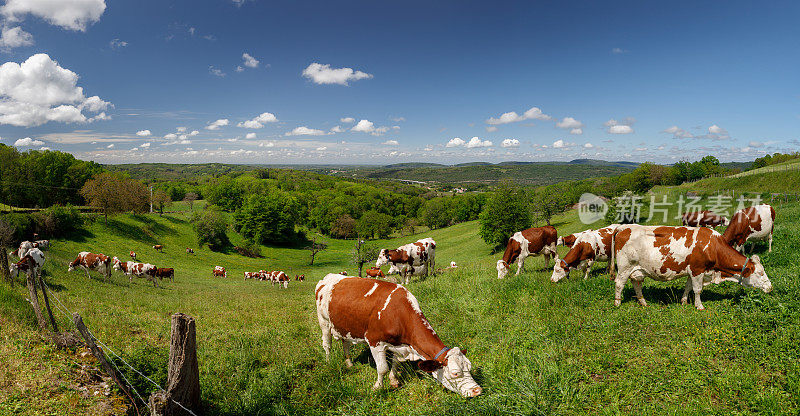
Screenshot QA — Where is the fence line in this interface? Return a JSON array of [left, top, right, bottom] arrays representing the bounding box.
[[39, 279, 198, 416]]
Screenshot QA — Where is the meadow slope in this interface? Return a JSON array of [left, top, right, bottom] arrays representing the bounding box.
[[1, 198, 799, 415]]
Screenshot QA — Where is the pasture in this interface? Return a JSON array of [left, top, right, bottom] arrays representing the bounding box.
[[1, 197, 799, 415]]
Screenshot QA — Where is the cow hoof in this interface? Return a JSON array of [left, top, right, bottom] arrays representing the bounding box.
[[638, 300, 648, 307], [680, 298, 688, 305], [614, 299, 621, 307], [389, 379, 400, 388], [696, 305, 705, 311], [345, 359, 353, 368]]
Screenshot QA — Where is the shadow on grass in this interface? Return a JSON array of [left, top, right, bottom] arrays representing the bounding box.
[[621, 285, 747, 306]]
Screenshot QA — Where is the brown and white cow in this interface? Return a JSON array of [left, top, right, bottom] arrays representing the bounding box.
[[610, 225, 772, 310], [376, 238, 436, 284], [153, 244, 164, 253], [264, 271, 288, 288], [551, 224, 620, 282], [556, 230, 588, 248], [315, 274, 482, 397], [155, 267, 174, 282], [365, 267, 385, 278], [496, 226, 558, 279], [34, 240, 49, 250], [244, 271, 258, 280], [68, 251, 112, 279], [722, 204, 775, 253], [212, 266, 226, 278], [128, 262, 158, 287], [17, 241, 36, 258], [295, 274, 305, 281], [129, 251, 137, 262], [681, 210, 729, 228], [186, 247, 194, 254], [9, 248, 45, 279]]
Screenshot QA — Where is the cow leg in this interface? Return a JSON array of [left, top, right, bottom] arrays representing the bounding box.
[[515, 256, 525, 275], [370, 345, 390, 390], [632, 278, 647, 306], [342, 340, 353, 368], [83, 267, 91, 279], [388, 354, 401, 388], [768, 232, 773, 253], [583, 260, 594, 280], [681, 278, 693, 305], [614, 271, 630, 307], [691, 275, 705, 310], [319, 325, 332, 361]]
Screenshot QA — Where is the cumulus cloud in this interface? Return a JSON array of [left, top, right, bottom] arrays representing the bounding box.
[[486, 126, 498, 133], [109, 38, 127, 49], [466, 137, 492, 148], [605, 118, 635, 134], [140, 142, 150, 148], [553, 139, 566, 148], [501, 138, 520, 148], [351, 119, 376, 133], [662, 125, 693, 139], [188, 130, 199, 136], [556, 117, 584, 135], [302, 62, 373, 85], [446, 137, 465, 147], [584, 142, 594, 148], [1, 0, 106, 31], [316, 146, 327, 151], [237, 112, 277, 128], [0, 25, 33, 49], [209, 65, 225, 77], [0, 54, 112, 127], [164, 133, 177, 140], [329, 125, 345, 133], [570, 128, 583, 135], [242, 52, 259, 68], [486, 107, 551, 125], [136, 129, 151, 136], [14, 137, 43, 146], [106, 143, 113, 148], [340, 117, 355, 123], [286, 126, 325, 136], [382, 140, 399, 146], [705, 124, 730, 140], [245, 132, 256, 139], [205, 118, 229, 130]]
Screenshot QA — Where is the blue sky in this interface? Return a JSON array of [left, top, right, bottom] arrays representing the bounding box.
[[0, 0, 797, 165]]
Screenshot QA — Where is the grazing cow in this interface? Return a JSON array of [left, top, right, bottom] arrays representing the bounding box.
[[17, 241, 36, 258], [68, 252, 112, 279], [155, 267, 174, 282], [551, 225, 620, 282], [186, 247, 194, 254], [315, 274, 482, 397], [416, 237, 437, 273], [257, 270, 268, 281], [9, 248, 45, 279], [556, 231, 588, 248], [244, 271, 259, 280], [610, 225, 772, 310], [376, 238, 436, 284], [340, 270, 348, 276], [681, 210, 729, 228], [295, 274, 305, 281], [34, 240, 49, 250], [496, 226, 558, 279], [449, 261, 457, 268], [365, 267, 385, 278], [153, 244, 164, 253], [276, 271, 289, 289], [722, 204, 776, 253], [128, 262, 159, 287], [112, 257, 132, 274], [212, 266, 226, 278], [129, 251, 137, 262]]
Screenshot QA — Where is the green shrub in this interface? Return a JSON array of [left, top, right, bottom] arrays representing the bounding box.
[[479, 183, 531, 250], [31, 204, 83, 237], [191, 210, 230, 250], [234, 191, 300, 245]]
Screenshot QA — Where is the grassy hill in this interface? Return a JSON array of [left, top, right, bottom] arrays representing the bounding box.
[[2, 188, 799, 415]]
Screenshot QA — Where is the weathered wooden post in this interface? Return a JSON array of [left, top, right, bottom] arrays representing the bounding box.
[[37, 274, 58, 333], [73, 313, 141, 416], [25, 262, 47, 331], [149, 313, 201, 416], [0, 249, 11, 286]]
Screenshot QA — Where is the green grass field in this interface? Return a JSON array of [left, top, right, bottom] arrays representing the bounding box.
[[1, 195, 799, 415]]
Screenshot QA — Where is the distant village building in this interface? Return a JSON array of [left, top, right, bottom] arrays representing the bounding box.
[[452, 187, 467, 194]]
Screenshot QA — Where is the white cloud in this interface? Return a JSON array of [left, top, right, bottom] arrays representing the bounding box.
[[39, 146, 49, 150], [611, 47, 628, 54], [748, 140, 764, 148], [242, 53, 259, 68], [14, 137, 43, 146], [486, 107, 551, 125], [316, 146, 327, 151], [176, 126, 187, 132], [382, 140, 399, 146], [501, 138, 520, 148], [446, 137, 465, 147], [106, 143, 113, 148], [466, 137, 492, 148], [340, 117, 355, 123], [140, 142, 150, 148], [556, 117, 584, 134], [584, 142, 594, 148], [605, 118, 635, 134], [570, 128, 583, 135], [109, 38, 127, 49], [329, 125, 345, 133], [245, 132, 256, 139], [0, 54, 111, 127], [164, 133, 177, 139], [209, 65, 225, 77], [553, 139, 566, 148], [302, 62, 373, 85], [391, 116, 405, 122], [351, 119, 374, 133], [1, 0, 106, 31], [486, 126, 498, 133], [237, 112, 277, 128], [662, 125, 693, 139], [235, 66, 243, 72], [0, 25, 33, 49], [189, 130, 199, 136], [136, 129, 150, 137], [258, 141, 274, 147], [286, 126, 325, 136], [206, 118, 229, 130]]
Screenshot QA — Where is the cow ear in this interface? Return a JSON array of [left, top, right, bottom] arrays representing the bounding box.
[[418, 360, 443, 372], [751, 255, 761, 263]]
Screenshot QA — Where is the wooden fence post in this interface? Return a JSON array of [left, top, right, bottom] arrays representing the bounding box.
[[25, 267, 46, 331], [73, 313, 141, 416], [0, 249, 11, 286], [149, 313, 201, 416], [37, 274, 58, 333]]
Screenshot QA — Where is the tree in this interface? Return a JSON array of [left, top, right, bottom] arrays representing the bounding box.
[[356, 210, 395, 239], [530, 183, 571, 226], [0, 219, 15, 285], [420, 198, 451, 229], [191, 211, 230, 250], [305, 237, 328, 265], [81, 173, 125, 225], [351, 239, 380, 277], [183, 192, 198, 211], [479, 184, 531, 250], [153, 190, 172, 215], [330, 214, 357, 239], [233, 191, 300, 245]]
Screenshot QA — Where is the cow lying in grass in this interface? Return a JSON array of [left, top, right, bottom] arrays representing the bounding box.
[[315, 274, 482, 397], [610, 224, 772, 310]]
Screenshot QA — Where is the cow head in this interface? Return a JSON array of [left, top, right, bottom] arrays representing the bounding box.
[[496, 260, 509, 279], [375, 249, 390, 267], [738, 255, 772, 293], [721, 216, 730, 227], [418, 347, 482, 398], [112, 257, 123, 271], [9, 262, 23, 279], [550, 259, 570, 282]]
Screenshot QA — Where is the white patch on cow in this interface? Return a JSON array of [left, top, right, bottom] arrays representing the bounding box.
[[364, 283, 379, 297], [405, 290, 437, 335], [378, 287, 400, 320]]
